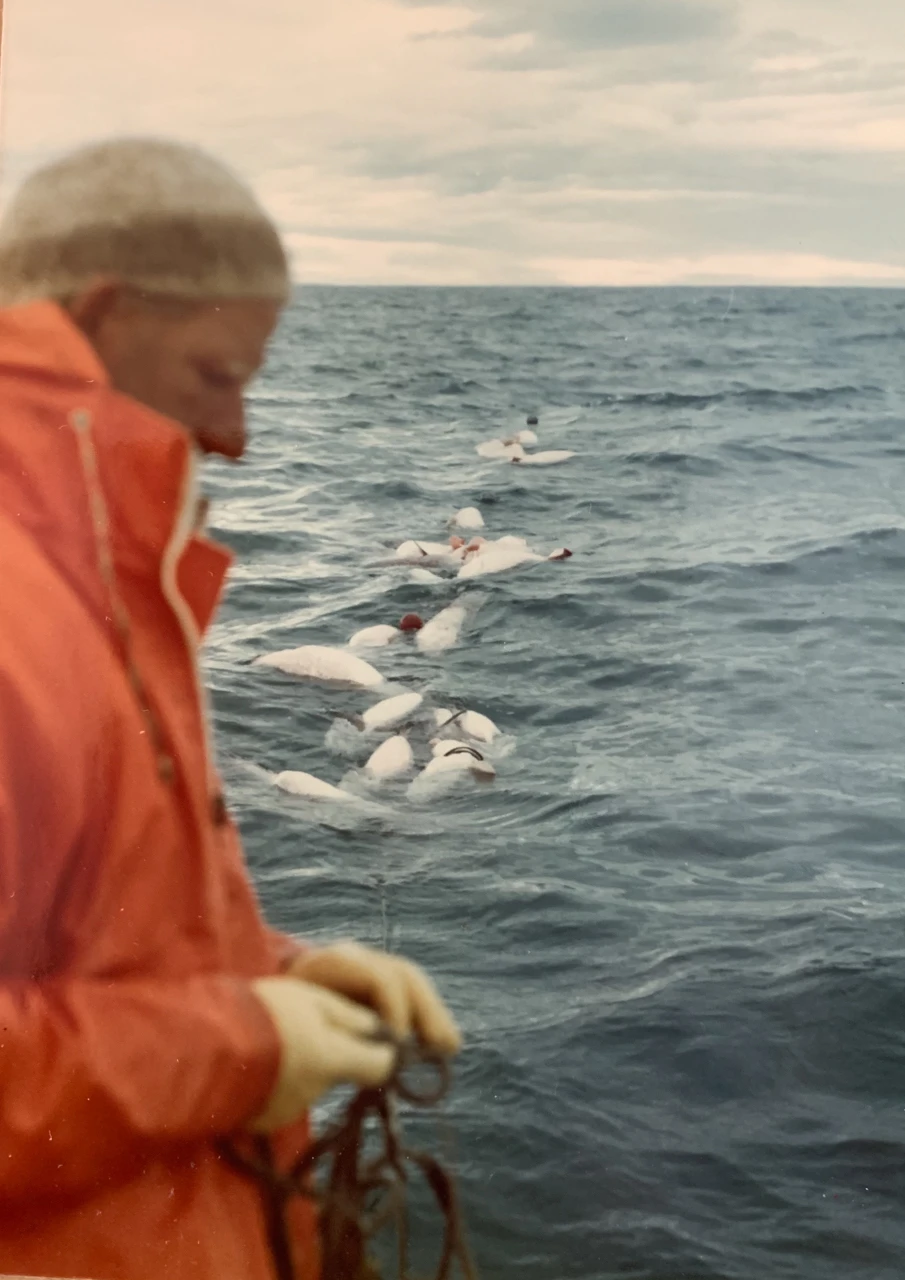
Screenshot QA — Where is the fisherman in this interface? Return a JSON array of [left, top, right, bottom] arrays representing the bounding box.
[[0, 138, 460, 1280]]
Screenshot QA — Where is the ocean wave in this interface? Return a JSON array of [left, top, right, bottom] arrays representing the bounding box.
[[584, 383, 881, 411], [209, 287, 905, 1280], [622, 449, 724, 475]]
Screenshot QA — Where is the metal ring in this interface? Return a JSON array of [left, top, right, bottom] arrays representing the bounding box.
[[392, 1041, 451, 1106]]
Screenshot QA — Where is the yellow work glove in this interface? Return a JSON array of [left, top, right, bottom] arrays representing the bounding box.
[[286, 941, 462, 1055], [250, 977, 397, 1133]]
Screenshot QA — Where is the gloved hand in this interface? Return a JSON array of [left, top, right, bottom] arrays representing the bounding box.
[[286, 941, 461, 1056], [249, 977, 397, 1132]]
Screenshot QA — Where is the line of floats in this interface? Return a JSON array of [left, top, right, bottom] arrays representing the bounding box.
[[252, 418, 575, 810]]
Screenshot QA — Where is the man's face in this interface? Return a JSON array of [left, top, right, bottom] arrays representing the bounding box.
[[69, 285, 281, 458]]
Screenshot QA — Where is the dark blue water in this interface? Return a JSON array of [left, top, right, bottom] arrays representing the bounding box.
[[204, 288, 905, 1279]]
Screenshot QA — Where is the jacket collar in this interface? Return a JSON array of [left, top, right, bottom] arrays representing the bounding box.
[[0, 301, 233, 637]]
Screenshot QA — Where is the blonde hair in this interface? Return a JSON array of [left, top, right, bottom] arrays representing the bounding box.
[[0, 137, 290, 306]]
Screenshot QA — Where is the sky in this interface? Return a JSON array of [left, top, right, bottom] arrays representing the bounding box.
[[3, 0, 905, 285]]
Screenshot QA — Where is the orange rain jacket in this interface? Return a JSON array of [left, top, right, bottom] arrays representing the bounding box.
[[0, 302, 318, 1279]]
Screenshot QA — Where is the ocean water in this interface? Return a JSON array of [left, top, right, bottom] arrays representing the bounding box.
[[203, 287, 905, 1280]]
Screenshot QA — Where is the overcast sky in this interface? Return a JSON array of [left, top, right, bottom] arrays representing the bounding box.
[[4, 0, 905, 285]]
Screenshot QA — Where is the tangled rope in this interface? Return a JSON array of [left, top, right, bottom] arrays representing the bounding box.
[[220, 1036, 477, 1280]]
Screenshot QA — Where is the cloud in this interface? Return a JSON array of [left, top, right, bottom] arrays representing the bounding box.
[[4, 0, 905, 284], [410, 0, 737, 72], [405, 0, 735, 49], [530, 252, 905, 287]]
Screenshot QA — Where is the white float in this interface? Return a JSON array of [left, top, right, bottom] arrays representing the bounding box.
[[416, 603, 468, 654], [254, 645, 385, 688], [364, 735, 414, 779]]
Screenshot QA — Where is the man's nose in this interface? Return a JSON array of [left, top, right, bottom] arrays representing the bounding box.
[[198, 398, 246, 459]]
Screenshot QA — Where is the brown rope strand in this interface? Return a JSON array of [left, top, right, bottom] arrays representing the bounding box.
[[220, 1041, 477, 1280]]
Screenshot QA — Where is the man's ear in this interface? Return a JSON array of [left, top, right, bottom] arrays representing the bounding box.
[[65, 280, 127, 338]]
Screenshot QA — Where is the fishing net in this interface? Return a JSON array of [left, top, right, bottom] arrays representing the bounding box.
[[220, 1039, 477, 1280]]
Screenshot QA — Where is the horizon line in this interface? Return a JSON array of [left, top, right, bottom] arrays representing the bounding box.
[[291, 281, 905, 290]]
